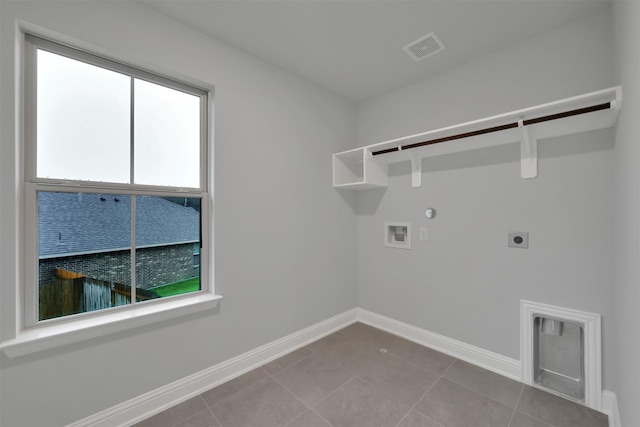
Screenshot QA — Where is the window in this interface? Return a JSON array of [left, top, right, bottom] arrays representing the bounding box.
[[23, 35, 210, 327]]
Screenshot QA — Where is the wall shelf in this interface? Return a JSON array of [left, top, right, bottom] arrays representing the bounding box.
[[333, 147, 387, 189], [333, 86, 622, 190]]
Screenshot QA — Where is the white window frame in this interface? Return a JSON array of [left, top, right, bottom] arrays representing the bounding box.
[[0, 34, 220, 357]]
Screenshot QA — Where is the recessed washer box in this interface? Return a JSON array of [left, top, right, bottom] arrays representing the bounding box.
[[384, 222, 411, 249]]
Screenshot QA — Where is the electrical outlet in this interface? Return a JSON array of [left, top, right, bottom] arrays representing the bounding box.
[[508, 231, 529, 249], [420, 227, 428, 241]]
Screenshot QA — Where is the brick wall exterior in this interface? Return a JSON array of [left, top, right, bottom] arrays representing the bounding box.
[[136, 244, 200, 288], [39, 243, 199, 290]]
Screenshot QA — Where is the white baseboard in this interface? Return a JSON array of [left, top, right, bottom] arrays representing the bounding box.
[[69, 307, 619, 427], [68, 309, 358, 427], [355, 308, 522, 381], [602, 390, 621, 427]]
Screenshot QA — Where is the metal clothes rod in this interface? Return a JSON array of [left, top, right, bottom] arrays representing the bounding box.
[[371, 102, 612, 156]]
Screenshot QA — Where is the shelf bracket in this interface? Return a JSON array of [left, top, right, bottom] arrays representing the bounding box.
[[520, 120, 537, 179], [409, 151, 422, 188]]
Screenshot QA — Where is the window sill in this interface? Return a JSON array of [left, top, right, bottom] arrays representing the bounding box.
[[0, 293, 222, 358]]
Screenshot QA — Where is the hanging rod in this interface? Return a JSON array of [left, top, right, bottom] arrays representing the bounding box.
[[371, 102, 612, 156]]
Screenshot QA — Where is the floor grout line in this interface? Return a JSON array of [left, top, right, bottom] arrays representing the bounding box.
[[205, 405, 222, 427], [507, 384, 525, 427], [201, 368, 270, 409], [352, 374, 416, 406], [510, 386, 556, 427], [303, 376, 359, 427], [267, 368, 313, 406], [264, 345, 356, 408], [439, 357, 457, 378], [262, 347, 315, 377], [267, 360, 345, 427], [310, 376, 360, 409], [439, 364, 523, 411], [348, 322, 458, 379], [307, 406, 336, 427], [436, 375, 521, 412], [393, 357, 455, 427], [384, 347, 454, 378], [280, 408, 311, 427], [312, 375, 417, 427], [164, 395, 212, 427]]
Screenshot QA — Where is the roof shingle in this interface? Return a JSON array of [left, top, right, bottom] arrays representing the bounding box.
[[39, 192, 199, 257]]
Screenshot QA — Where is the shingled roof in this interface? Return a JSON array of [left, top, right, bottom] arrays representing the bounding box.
[[39, 192, 199, 258]]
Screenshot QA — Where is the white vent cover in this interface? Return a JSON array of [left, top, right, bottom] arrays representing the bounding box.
[[403, 33, 446, 62]]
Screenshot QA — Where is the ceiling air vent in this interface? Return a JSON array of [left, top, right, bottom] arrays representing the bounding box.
[[403, 33, 446, 62]]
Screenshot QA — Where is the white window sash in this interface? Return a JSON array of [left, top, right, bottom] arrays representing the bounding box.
[[24, 34, 209, 192], [24, 184, 210, 328]]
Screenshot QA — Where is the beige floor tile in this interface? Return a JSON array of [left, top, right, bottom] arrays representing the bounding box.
[[342, 322, 456, 375], [397, 409, 443, 427], [345, 351, 439, 406], [415, 378, 513, 427], [314, 378, 411, 427], [274, 354, 354, 405], [339, 322, 399, 348], [175, 409, 221, 427], [305, 331, 348, 353], [284, 410, 332, 427], [134, 396, 207, 427], [262, 347, 314, 375], [210, 378, 306, 427], [385, 337, 456, 376], [509, 411, 552, 427], [516, 386, 608, 427], [444, 359, 523, 408], [308, 330, 377, 370], [200, 368, 269, 407]]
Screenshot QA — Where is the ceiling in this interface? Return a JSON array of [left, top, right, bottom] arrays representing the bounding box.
[[142, 0, 610, 103]]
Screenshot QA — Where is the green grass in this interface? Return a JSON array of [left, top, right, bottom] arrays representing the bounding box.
[[151, 277, 200, 298]]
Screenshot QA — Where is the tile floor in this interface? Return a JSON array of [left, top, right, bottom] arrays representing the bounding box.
[[134, 323, 608, 427]]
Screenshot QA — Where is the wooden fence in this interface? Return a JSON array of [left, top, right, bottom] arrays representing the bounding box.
[[39, 268, 159, 321]]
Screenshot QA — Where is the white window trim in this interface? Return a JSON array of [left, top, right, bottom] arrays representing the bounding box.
[[0, 32, 220, 358]]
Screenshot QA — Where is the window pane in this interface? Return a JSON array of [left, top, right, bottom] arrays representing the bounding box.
[[37, 50, 130, 183], [135, 196, 201, 300], [134, 79, 200, 188], [38, 192, 132, 321]]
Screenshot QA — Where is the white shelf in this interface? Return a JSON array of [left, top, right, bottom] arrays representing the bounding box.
[[333, 147, 387, 189], [333, 86, 622, 189]]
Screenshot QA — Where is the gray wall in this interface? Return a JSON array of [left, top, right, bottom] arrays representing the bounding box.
[[0, 2, 634, 426], [0, 2, 357, 426], [612, 1, 640, 425], [355, 7, 616, 388]]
